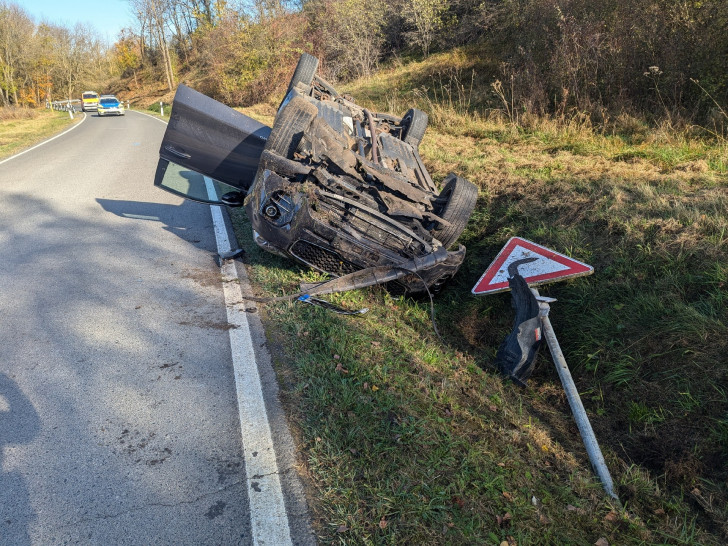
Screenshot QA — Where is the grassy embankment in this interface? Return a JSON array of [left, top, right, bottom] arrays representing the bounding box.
[[0, 108, 78, 161], [230, 50, 727, 544]]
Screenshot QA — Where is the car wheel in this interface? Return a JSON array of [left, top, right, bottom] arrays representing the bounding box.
[[288, 53, 318, 94], [265, 96, 318, 159], [402, 108, 428, 148], [278, 53, 319, 110], [431, 174, 478, 248]]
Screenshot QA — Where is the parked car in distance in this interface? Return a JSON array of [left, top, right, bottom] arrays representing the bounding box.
[[81, 91, 99, 112], [154, 53, 478, 296], [97, 95, 125, 116]]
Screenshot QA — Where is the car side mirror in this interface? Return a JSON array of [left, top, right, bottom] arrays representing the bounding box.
[[220, 191, 246, 207]]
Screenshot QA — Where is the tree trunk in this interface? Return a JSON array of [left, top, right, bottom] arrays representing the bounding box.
[[155, 25, 174, 91]]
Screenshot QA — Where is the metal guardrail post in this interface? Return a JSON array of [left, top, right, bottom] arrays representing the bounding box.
[[532, 288, 619, 502]]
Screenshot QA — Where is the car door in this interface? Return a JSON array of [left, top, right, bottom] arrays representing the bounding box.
[[154, 84, 271, 204]]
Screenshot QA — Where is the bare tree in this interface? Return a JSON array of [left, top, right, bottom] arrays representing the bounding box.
[[50, 24, 91, 100], [0, 2, 34, 105], [130, 0, 176, 90], [403, 0, 448, 57], [310, 0, 386, 80]]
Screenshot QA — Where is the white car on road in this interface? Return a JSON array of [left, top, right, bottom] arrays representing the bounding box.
[[97, 95, 125, 116]]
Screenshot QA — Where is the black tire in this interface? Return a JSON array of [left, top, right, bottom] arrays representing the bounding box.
[[291, 53, 319, 88], [278, 53, 319, 111], [288, 53, 319, 94], [431, 174, 478, 248], [402, 108, 428, 148], [265, 96, 318, 159]]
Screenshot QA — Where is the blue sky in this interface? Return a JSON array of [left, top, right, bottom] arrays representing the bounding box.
[[22, 0, 134, 43]]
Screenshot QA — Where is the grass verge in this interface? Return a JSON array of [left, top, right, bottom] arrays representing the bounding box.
[[232, 51, 727, 543], [0, 108, 78, 161]]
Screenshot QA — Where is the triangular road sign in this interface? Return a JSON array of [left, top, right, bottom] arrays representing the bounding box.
[[472, 237, 593, 295]]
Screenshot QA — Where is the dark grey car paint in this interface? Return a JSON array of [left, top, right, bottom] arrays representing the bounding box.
[[157, 84, 271, 192]]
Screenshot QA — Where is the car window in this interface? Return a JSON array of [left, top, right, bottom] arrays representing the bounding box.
[[100, 98, 117, 105], [83, 93, 97, 99], [154, 159, 240, 205]]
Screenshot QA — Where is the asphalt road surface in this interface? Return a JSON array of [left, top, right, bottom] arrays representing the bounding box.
[[0, 112, 313, 545]]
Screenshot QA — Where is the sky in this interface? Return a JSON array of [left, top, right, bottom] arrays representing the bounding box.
[[21, 0, 134, 44]]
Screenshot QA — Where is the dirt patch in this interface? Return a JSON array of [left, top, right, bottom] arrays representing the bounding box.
[[178, 319, 238, 331], [182, 268, 223, 288]]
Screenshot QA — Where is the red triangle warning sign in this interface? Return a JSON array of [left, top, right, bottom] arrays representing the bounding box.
[[472, 237, 593, 295]]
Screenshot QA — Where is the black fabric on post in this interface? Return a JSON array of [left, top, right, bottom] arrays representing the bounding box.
[[494, 273, 543, 386]]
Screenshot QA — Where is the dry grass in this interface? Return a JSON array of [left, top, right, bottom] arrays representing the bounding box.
[[0, 108, 76, 161], [0, 106, 40, 121], [236, 103, 277, 127]]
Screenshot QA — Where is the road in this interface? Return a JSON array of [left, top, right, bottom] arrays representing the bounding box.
[[0, 112, 312, 545]]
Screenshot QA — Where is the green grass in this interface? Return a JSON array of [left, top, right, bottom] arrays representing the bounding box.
[[0, 108, 77, 160], [128, 103, 172, 120], [234, 51, 728, 543]]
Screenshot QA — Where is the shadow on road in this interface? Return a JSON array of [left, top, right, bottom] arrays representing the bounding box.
[[0, 373, 40, 546], [0, 191, 251, 543], [96, 198, 218, 251]]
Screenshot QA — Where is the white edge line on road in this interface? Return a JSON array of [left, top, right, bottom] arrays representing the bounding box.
[[128, 109, 170, 125], [0, 112, 87, 166], [205, 176, 294, 546], [140, 111, 294, 541]]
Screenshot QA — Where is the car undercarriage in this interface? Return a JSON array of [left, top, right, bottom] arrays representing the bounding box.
[[155, 53, 478, 296]]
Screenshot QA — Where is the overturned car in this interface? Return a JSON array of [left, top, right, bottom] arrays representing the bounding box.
[[155, 53, 478, 295]]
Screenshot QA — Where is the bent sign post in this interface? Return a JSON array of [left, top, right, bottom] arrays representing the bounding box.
[[474, 238, 618, 502]]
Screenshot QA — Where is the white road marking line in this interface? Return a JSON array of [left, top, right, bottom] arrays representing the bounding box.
[[0, 112, 87, 166], [205, 177, 294, 546], [128, 109, 170, 125], [135, 112, 293, 540]]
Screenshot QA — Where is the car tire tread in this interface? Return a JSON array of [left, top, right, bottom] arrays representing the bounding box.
[[402, 108, 428, 148], [278, 53, 319, 111], [287, 53, 318, 94], [431, 175, 478, 248], [265, 97, 319, 159]]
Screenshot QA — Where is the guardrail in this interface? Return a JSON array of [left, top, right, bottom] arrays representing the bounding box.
[[47, 99, 81, 113]]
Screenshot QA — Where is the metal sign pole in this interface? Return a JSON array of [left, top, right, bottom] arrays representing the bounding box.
[[533, 288, 619, 502]]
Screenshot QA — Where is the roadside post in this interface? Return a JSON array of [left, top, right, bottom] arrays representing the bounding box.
[[160, 101, 164, 116], [473, 237, 619, 502]]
